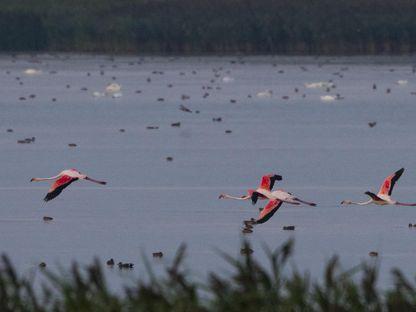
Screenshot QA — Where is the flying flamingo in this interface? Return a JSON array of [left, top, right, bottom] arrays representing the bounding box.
[[219, 174, 316, 224], [341, 168, 416, 206], [30, 169, 106, 202], [219, 174, 316, 206], [219, 174, 281, 201]]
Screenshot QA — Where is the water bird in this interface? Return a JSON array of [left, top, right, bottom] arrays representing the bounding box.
[[118, 262, 133, 269], [256, 90, 273, 98], [30, 169, 106, 202], [153, 252, 163, 258], [106, 258, 114, 266], [219, 174, 315, 206], [39, 262, 46, 268], [112, 93, 122, 98], [222, 76, 234, 83], [105, 83, 121, 94], [179, 104, 192, 113], [368, 122, 377, 128], [17, 137, 35, 144], [397, 80, 408, 85], [240, 247, 253, 255], [242, 228, 253, 234], [305, 81, 334, 89], [93, 91, 105, 98], [24, 69, 42, 75], [283, 225, 295, 231], [171, 122, 181, 127], [243, 220, 256, 227], [341, 168, 416, 206], [43, 216, 53, 221], [320, 95, 336, 102], [369, 251, 378, 257], [219, 174, 316, 224], [68, 143, 77, 147]]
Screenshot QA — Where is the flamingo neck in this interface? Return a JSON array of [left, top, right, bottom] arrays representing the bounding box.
[[222, 194, 249, 200], [350, 200, 372, 205], [32, 175, 60, 182]]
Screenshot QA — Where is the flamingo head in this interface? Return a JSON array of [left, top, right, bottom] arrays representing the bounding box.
[[273, 174, 282, 181]]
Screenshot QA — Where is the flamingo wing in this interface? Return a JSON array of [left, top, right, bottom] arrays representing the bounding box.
[[259, 174, 282, 191], [255, 199, 282, 224], [377, 168, 404, 196], [44, 175, 78, 202]]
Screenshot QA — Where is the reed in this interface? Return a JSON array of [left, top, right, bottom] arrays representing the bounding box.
[[0, 240, 415, 311]]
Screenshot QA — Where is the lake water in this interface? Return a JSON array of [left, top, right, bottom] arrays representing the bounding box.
[[0, 54, 415, 288]]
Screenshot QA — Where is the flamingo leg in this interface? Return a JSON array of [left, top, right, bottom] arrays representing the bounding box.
[[294, 198, 317, 206], [395, 202, 416, 206], [85, 176, 107, 185]]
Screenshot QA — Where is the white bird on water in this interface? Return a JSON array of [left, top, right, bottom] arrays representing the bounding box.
[[305, 81, 334, 89], [222, 76, 234, 83], [256, 90, 273, 98], [24, 68, 42, 75], [397, 80, 408, 85], [320, 95, 336, 102], [105, 83, 121, 94]]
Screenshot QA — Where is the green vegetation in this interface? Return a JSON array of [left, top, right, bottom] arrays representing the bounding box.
[[0, 0, 416, 54], [0, 240, 415, 311]]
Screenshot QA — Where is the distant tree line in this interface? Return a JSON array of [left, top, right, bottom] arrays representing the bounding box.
[[1, 0, 416, 54]]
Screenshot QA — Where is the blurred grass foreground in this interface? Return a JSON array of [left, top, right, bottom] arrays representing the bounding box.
[[1, 0, 416, 54], [0, 240, 415, 311]]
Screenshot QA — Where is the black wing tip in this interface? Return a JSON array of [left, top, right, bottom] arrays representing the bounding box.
[[251, 192, 259, 205], [396, 168, 405, 175], [43, 194, 53, 202], [273, 174, 283, 181]]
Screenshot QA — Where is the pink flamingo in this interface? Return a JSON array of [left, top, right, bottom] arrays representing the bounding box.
[[30, 169, 106, 202], [341, 168, 416, 206], [219, 174, 282, 201], [219, 174, 316, 206], [219, 174, 316, 224]]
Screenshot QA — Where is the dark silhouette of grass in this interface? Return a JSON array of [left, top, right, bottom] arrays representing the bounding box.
[[0, 240, 415, 311], [1, 0, 416, 54]]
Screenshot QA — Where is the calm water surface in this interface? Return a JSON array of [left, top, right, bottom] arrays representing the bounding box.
[[0, 54, 415, 288]]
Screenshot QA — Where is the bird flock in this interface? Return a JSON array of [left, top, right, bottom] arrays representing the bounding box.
[[217, 169, 416, 234], [3, 55, 416, 229], [30, 167, 415, 232]]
